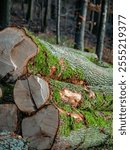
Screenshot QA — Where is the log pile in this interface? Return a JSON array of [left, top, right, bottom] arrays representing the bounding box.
[[0, 27, 112, 149], [0, 27, 59, 150]]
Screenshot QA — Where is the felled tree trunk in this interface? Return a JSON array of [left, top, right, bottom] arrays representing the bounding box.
[[38, 40, 113, 86]]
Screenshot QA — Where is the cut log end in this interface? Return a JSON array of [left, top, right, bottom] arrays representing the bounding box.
[[0, 27, 38, 83], [22, 104, 59, 150], [14, 75, 50, 113]]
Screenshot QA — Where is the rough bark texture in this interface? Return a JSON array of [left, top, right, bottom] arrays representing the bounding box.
[[40, 40, 113, 86], [14, 75, 50, 113], [96, 0, 109, 60], [0, 131, 28, 150], [52, 127, 109, 150], [74, 0, 88, 51], [0, 27, 38, 82], [0, 0, 11, 29]]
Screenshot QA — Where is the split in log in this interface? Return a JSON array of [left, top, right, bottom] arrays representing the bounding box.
[[22, 104, 59, 150], [14, 75, 50, 113], [0, 27, 38, 83]]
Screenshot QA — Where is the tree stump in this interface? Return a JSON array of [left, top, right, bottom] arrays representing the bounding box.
[[14, 75, 50, 113]]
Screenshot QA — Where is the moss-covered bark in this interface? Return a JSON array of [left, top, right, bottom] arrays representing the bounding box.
[[26, 30, 113, 148], [28, 36, 112, 86]]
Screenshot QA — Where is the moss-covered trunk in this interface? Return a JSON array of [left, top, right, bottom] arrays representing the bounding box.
[[29, 37, 112, 87]]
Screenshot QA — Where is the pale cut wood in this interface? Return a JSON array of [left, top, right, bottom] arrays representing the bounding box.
[[22, 105, 59, 150], [14, 75, 50, 113], [0, 27, 38, 82]]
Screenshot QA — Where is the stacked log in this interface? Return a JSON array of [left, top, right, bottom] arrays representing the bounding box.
[[0, 27, 59, 150], [0, 27, 112, 150]]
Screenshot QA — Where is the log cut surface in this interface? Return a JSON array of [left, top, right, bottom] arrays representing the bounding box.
[[0, 27, 38, 82], [14, 75, 50, 113], [22, 105, 59, 150], [0, 104, 18, 132]]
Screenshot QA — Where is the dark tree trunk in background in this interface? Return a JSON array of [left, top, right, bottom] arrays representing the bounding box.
[[96, 0, 109, 61], [0, 0, 11, 29], [89, 0, 96, 32], [92, 0, 101, 34], [74, 0, 88, 51], [41, 0, 49, 32], [56, 0, 61, 44], [26, 0, 35, 22]]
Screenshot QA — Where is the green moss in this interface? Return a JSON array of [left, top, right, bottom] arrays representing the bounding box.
[[26, 32, 85, 80], [50, 79, 112, 136]]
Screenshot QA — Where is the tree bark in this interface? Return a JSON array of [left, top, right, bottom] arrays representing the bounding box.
[[41, 0, 49, 32], [0, 0, 11, 29], [74, 0, 88, 51], [26, 0, 35, 22], [89, 0, 96, 32], [92, 0, 101, 35], [96, 0, 109, 60], [56, 0, 61, 44], [40, 40, 113, 86]]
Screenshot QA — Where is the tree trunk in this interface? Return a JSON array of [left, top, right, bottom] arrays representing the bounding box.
[[26, 0, 35, 22], [39, 40, 113, 86], [92, 0, 101, 35], [56, 0, 61, 44], [89, 0, 96, 32], [0, 0, 11, 29], [74, 0, 88, 51], [96, 0, 109, 60], [41, 0, 49, 32]]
